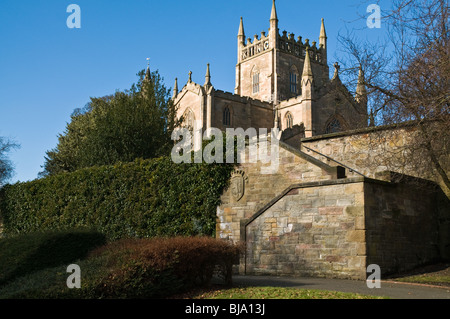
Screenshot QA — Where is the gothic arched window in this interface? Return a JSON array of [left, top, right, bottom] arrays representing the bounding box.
[[285, 112, 293, 129], [252, 68, 260, 94], [325, 118, 342, 134], [289, 66, 299, 95], [223, 106, 231, 126]]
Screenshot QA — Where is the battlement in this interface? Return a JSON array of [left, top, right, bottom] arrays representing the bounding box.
[[240, 29, 323, 64], [278, 31, 324, 64], [240, 31, 271, 61]]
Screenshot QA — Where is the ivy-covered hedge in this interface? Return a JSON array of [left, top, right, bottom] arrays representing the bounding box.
[[0, 157, 234, 240]]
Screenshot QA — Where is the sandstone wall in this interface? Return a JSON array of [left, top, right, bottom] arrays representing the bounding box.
[[238, 175, 448, 279], [212, 91, 273, 131], [238, 50, 274, 102], [244, 179, 367, 279], [216, 142, 342, 243], [364, 176, 450, 274], [301, 125, 419, 179]]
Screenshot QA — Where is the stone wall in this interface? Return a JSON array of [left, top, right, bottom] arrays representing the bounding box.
[[238, 174, 449, 279], [301, 123, 450, 198], [275, 50, 326, 102], [237, 49, 274, 102], [364, 174, 450, 274], [216, 141, 343, 243], [244, 178, 367, 279], [212, 90, 273, 131], [216, 127, 449, 279], [301, 124, 417, 179], [174, 82, 205, 126]]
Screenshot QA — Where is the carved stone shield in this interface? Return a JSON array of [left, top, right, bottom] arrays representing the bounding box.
[[231, 170, 247, 201]]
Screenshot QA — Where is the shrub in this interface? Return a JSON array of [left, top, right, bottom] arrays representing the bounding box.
[[0, 236, 242, 299], [0, 157, 234, 240], [84, 236, 242, 299], [0, 229, 106, 286]]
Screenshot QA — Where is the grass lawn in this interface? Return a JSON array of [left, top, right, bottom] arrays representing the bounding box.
[[387, 263, 450, 287], [174, 286, 387, 299]]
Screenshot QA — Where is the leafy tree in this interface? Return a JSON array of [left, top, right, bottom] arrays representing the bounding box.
[[0, 137, 19, 187], [41, 69, 179, 176]]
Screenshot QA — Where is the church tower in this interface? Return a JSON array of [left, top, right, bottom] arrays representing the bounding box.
[[174, 0, 367, 141], [235, 0, 329, 104]]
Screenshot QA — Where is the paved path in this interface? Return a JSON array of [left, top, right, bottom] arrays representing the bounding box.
[[232, 275, 450, 299]]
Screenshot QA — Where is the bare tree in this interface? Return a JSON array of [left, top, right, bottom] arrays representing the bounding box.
[[337, 0, 450, 194]]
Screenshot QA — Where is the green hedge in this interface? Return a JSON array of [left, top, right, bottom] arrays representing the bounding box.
[[0, 157, 234, 240]]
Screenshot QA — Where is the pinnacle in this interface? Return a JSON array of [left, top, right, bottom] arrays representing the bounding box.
[[302, 48, 313, 78], [205, 63, 212, 87], [238, 16, 245, 37], [270, 0, 278, 21], [320, 18, 327, 39]]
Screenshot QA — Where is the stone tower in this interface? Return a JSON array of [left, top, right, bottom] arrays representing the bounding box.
[[235, 0, 329, 104]]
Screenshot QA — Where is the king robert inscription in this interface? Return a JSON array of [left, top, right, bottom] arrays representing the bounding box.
[[185, 303, 265, 316]]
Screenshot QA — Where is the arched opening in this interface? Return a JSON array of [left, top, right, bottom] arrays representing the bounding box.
[[223, 106, 231, 126], [251, 67, 260, 94], [325, 117, 342, 134], [289, 66, 299, 96], [285, 112, 293, 129]]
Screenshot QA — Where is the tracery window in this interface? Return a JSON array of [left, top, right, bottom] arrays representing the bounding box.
[[289, 66, 299, 95], [325, 118, 342, 134]]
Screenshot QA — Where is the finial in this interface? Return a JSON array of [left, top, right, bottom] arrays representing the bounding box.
[[188, 71, 192, 83]]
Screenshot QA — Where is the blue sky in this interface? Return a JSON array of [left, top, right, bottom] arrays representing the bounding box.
[[0, 0, 387, 183]]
